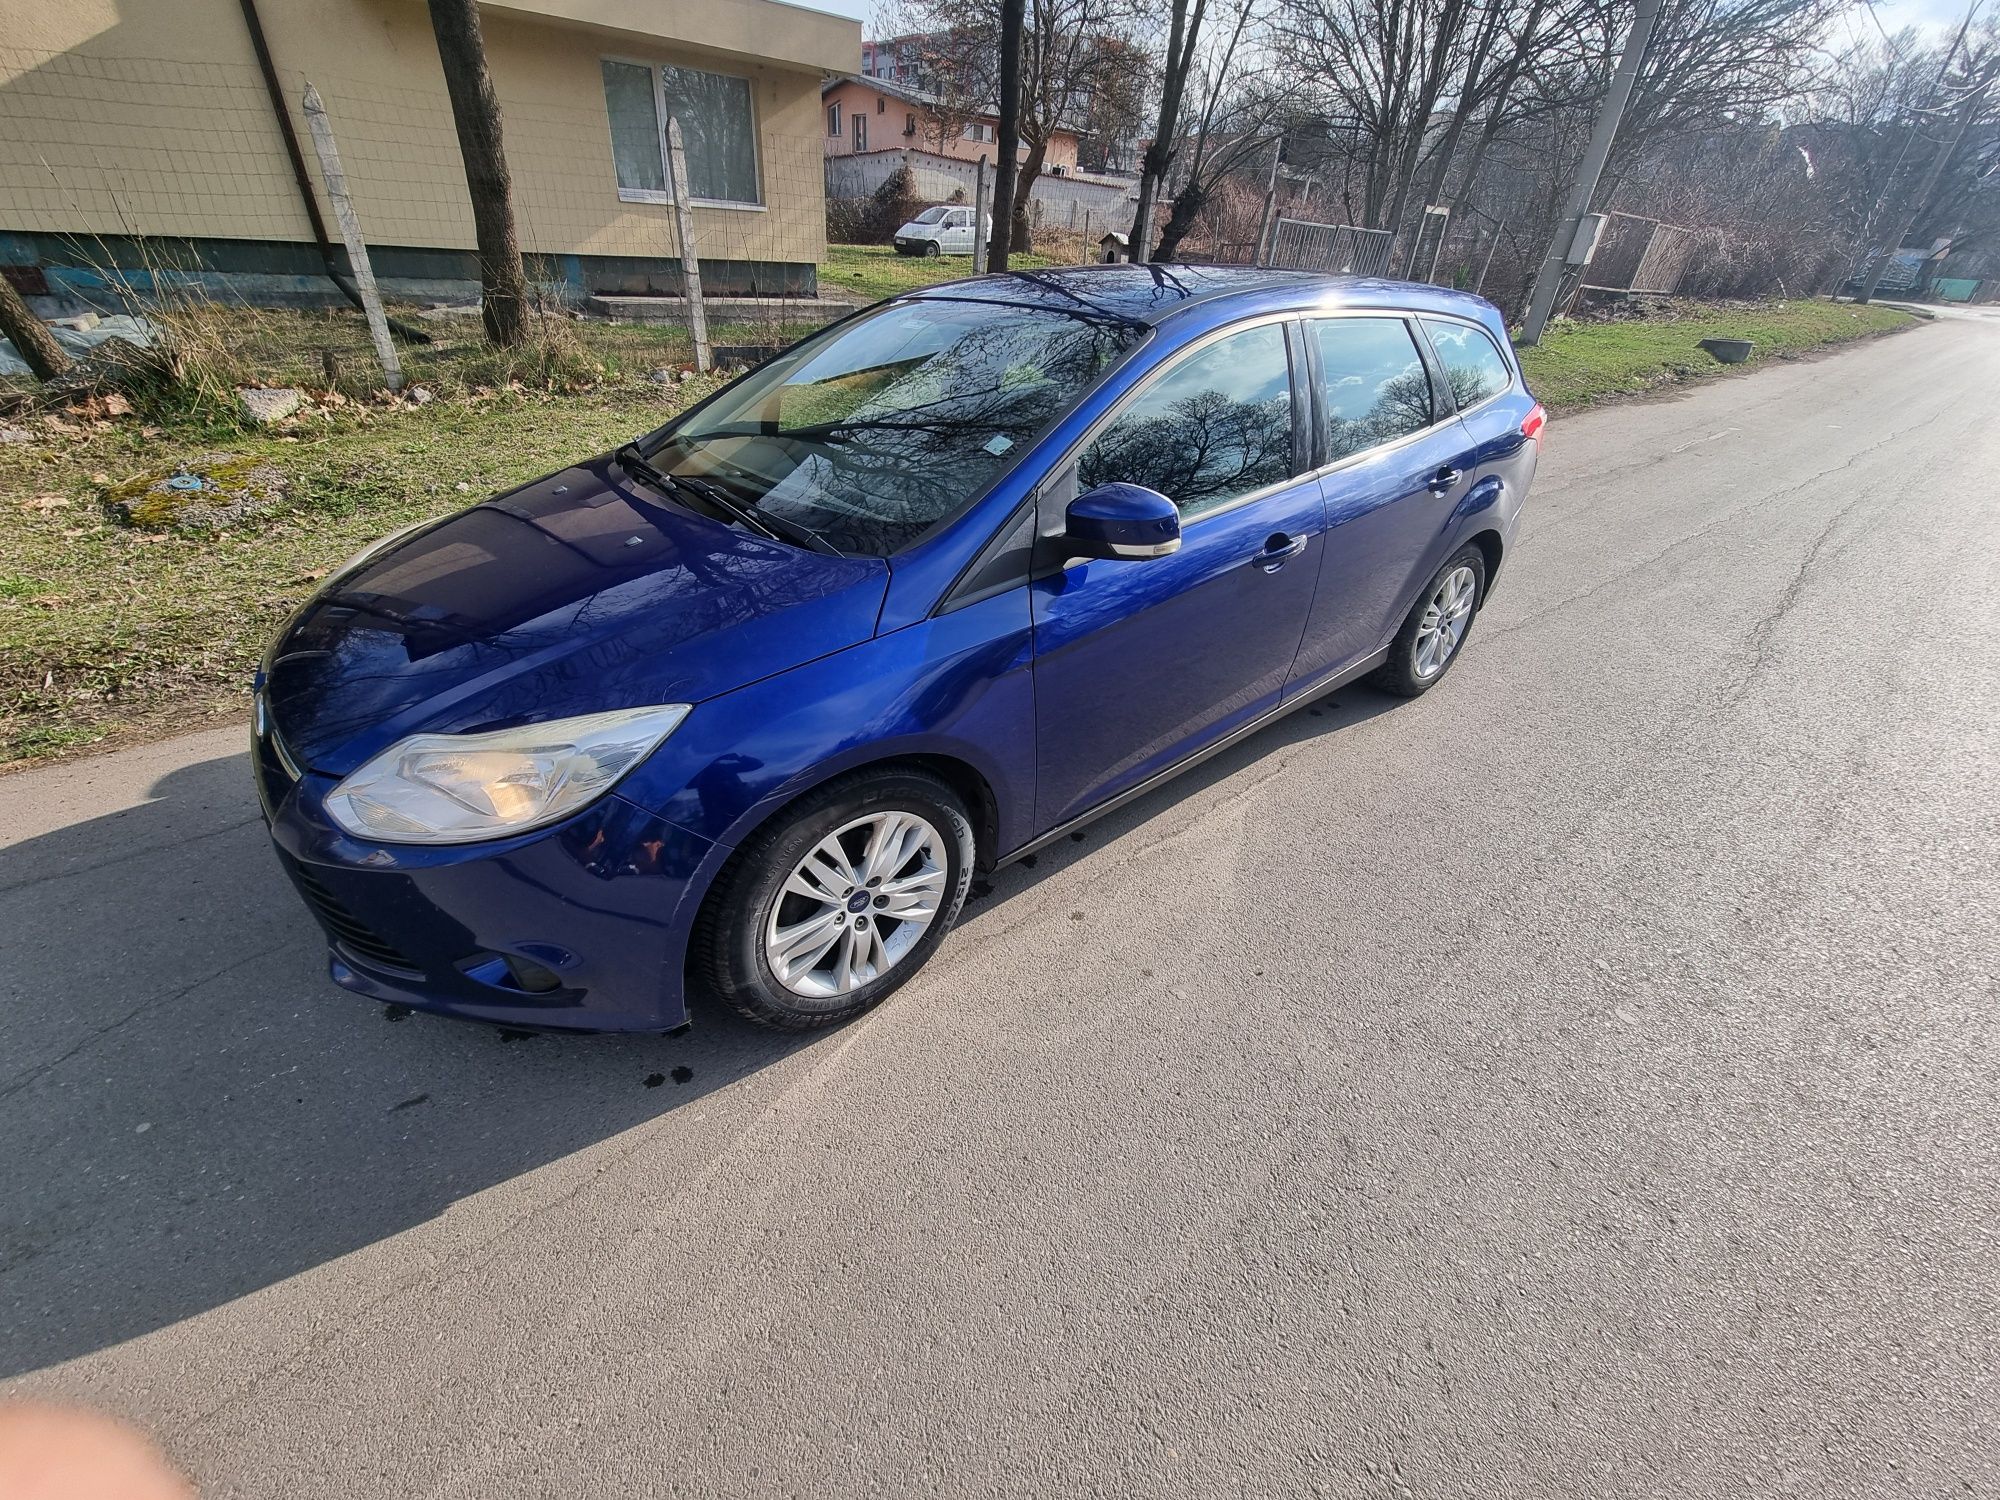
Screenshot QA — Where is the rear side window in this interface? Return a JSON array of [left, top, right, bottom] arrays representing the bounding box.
[[1421, 318, 1513, 409], [1080, 322, 1294, 520], [1310, 317, 1434, 462]]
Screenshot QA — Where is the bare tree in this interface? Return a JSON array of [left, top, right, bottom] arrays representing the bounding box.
[[1149, 0, 1303, 259], [426, 0, 529, 346], [899, 0, 1149, 246], [1131, 0, 1212, 256]]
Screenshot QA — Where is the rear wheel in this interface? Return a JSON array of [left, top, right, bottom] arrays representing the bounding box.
[[1372, 544, 1486, 697], [693, 768, 974, 1030]]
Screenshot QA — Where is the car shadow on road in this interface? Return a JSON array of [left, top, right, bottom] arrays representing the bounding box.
[[0, 684, 1399, 1379]]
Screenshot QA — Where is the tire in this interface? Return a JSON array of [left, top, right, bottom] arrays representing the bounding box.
[[1371, 543, 1487, 698], [692, 767, 975, 1030], [922, 240, 941, 258]]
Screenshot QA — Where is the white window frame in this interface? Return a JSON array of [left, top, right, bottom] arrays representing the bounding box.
[[827, 101, 841, 138], [853, 111, 868, 152], [605, 54, 766, 212]]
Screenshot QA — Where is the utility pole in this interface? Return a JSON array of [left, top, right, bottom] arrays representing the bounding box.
[[989, 0, 1025, 270], [1855, 67, 1994, 303], [1854, 5, 1986, 304], [1519, 0, 1663, 345]]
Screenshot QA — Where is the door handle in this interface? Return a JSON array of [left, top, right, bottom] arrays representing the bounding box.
[[1256, 532, 1308, 572], [1428, 466, 1464, 494]]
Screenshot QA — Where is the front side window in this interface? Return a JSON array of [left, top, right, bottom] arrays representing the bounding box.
[[655, 299, 1144, 557], [1421, 318, 1512, 409], [1311, 317, 1434, 461], [601, 59, 760, 205], [1079, 322, 1294, 520]]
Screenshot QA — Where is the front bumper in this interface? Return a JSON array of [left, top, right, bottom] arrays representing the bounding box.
[[256, 726, 723, 1033]]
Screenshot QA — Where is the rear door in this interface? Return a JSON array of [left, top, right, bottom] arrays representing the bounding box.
[[1287, 313, 1471, 693], [1417, 315, 1538, 502], [1029, 317, 1324, 828]]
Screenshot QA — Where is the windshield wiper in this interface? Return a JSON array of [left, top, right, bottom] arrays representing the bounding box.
[[614, 444, 843, 558]]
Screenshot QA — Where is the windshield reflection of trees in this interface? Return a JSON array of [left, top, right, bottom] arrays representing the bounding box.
[[668, 306, 1140, 558], [1080, 390, 1293, 516], [1327, 369, 1433, 460]]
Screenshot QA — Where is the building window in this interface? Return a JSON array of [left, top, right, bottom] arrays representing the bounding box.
[[827, 102, 841, 137], [906, 111, 917, 137], [962, 122, 995, 143], [601, 58, 761, 206], [876, 96, 886, 114], [853, 112, 868, 152]]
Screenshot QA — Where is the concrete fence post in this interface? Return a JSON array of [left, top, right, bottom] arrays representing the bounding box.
[[665, 115, 711, 374], [972, 156, 990, 276], [301, 82, 402, 391]]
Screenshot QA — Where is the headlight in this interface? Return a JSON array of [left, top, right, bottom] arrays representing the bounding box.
[[323, 705, 691, 845]]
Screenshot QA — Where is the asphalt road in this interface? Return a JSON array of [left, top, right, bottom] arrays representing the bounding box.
[[3, 310, 1996, 1499]]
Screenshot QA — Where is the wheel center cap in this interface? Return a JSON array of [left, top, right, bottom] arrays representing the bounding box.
[[846, 891, 870, 913]]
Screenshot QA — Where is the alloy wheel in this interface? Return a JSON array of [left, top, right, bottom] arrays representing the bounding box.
[[1413, 564, 1478, 679], [763, 811, 949, 998]]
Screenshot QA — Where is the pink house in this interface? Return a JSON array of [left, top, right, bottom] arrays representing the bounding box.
[[821, 76, 1078, 172]]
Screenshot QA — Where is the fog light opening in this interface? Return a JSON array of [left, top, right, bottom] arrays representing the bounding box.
[[501, 953, 565, 994]]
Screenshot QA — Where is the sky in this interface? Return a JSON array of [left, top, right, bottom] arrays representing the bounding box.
[[786, 0, 1982, 46], [784, 0, 1984, 51]]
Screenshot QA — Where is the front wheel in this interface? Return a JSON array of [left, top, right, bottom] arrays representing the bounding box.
[[1372, 544, 1486, 697], [922, 240, 942, 259], [692, 768, 975, 1030]]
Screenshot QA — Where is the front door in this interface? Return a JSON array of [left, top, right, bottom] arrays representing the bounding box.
[[1030, 320, 1324, 829]]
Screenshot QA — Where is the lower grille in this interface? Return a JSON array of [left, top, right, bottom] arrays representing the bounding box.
[[289, 862, 421, 974]]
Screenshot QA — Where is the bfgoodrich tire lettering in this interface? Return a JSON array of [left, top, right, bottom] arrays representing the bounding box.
[[692, 767, 975, 1030]]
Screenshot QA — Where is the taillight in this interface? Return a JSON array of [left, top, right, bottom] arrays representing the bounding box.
[[1522, 403, 1547, 448]]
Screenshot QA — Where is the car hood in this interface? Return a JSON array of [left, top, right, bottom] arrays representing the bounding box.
[[263, 456, 888, 776]]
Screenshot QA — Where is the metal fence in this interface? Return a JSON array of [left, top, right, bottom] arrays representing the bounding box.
[[1581, 211, 1705, 296], [1261, 217, 1395, 277]]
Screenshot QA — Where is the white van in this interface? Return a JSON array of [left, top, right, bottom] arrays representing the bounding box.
[[892, 205, 987, 257]]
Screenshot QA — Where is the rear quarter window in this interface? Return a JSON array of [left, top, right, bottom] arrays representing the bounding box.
[[1421, 318, 1513, 410]]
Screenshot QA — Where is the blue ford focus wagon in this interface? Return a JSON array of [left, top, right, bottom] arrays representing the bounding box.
[[256, 266, 1543, 1032]]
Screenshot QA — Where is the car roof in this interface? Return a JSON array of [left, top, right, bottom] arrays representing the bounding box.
[[903, 263, 1502, 330]]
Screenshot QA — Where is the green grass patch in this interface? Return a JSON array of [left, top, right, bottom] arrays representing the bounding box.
[[823, 243, 1061, 304], [1, 360, 723, 765], [1516, 298, 1916, 411]]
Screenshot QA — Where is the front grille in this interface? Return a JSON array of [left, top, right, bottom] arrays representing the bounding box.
[[289, 862, 421, 974]]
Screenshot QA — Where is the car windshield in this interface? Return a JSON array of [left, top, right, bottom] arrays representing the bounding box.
[[651, 297, 1144, 556], [912, 206, 950, 225]]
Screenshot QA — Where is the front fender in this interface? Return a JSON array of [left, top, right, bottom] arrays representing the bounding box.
[[615, 588, 1037, 858]]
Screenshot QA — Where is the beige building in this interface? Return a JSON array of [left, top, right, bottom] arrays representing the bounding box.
[[0, 0, 859, 302]]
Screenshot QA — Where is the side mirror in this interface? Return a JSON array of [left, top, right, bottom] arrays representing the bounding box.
[[1065, 483, 1181, 561]]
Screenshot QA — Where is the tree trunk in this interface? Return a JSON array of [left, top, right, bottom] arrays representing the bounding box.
[[1151, 182, 1208, 262], [1130, 0, 1206, 260], [989, 0, 1027, 269], [0, 274, 68, 382], [1011, 131, 1048, 251], [425, 0, 529, 346]]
